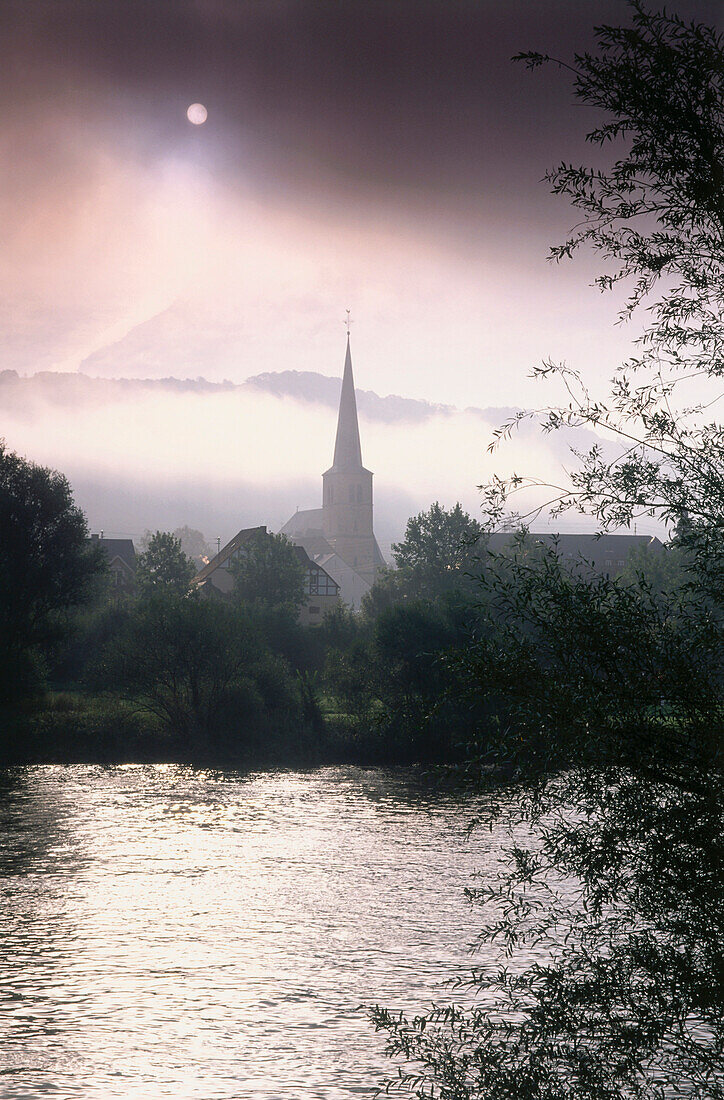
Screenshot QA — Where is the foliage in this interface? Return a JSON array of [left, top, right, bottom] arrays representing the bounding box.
[[21, 692, 161, 765], [486, 3, 724, 554], [231, 529, 306, 614], [320, 601, 360, 650], [0, 441, 105, 705], [327, 592, 479, 762], [98, 591, 301, 749], [373, 553, 724, 1098], [387, 502, 486, 603], [50, 599, 134, 688], [617, 539, 689, 597], [135, 531, 196, 595], [333, 504, 493, 760], [456, 543, 722, 776], [372, 5, 724, 1098], [359, 566, 409, 619]]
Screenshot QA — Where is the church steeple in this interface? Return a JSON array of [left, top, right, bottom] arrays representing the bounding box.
[[331, 335, 363, 470], [322, 327, 377, 590]]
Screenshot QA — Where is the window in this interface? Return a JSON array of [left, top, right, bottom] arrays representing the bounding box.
[[349, 485, 354, 503], [329, 485, 334, 504], [309, 606, 320, 615], [305, 568, 338, 596], [357, 485, 362, 502]]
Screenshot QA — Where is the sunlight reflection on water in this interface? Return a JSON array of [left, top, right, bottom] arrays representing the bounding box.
[[0, 765, 516, 1098]]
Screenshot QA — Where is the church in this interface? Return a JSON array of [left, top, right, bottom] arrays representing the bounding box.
[[280, 333, 386, 608]]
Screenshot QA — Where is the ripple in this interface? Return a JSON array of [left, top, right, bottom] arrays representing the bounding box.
[[0, 765, 516, 1099]]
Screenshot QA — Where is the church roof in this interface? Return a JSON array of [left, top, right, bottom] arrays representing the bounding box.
[[373, 537, 387, 569], [330, 335, 364, 470], [279, 508, 324, 538]]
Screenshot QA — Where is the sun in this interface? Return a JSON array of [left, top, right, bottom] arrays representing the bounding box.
[[186, 103, 208, 125]]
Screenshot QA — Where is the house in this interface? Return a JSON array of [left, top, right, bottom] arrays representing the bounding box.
[[486, 531, 665, 579], [190, 525, 340, 625], [89, 533, 137, 594]]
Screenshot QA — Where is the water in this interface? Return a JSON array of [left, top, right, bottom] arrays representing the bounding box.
[[0, 765, 513, 1099]]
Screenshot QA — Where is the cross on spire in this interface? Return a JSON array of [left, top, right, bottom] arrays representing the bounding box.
[[343, 309, 353, 336]]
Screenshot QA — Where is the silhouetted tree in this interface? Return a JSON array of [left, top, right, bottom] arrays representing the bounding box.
[[618, 539, 689, 598], [136, 531, 196, 596], [374, 6, 724, 1098], [485, 2, 724, 549], [231, 530, 306, 613], [101, 592, 300, 749], [362, 503, 485, 616], [0, 442, 105, 706], [393, 501, 485, 594]]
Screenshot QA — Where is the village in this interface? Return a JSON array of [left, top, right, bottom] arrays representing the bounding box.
[[91, 332, 666, 621], [1, 3, 720, 1097]]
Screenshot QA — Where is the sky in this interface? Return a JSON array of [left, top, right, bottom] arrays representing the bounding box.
[[1, 0, 722, 542]]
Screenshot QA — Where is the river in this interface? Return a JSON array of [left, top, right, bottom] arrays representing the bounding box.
[[0, 765, 516, 1099]]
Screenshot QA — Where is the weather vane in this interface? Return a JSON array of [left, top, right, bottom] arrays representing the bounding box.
[[343, 309, 353, 336]]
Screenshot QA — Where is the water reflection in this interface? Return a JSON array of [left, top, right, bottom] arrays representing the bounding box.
[[0, 765, 512, 1099]]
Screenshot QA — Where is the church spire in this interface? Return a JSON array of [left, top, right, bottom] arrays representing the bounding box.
[[331, 333, 363, 469]]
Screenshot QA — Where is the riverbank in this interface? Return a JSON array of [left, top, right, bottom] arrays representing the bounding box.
[[0, 690, 458, 770]]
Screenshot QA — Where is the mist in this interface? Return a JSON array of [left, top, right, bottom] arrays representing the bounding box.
[[0, 368, 616, 553]]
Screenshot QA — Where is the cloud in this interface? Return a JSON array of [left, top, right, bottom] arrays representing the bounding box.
[[1, 369, 618, 548]]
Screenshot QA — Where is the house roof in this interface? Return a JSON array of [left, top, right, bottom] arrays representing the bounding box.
[[90, 536, 136, 572], [486, 532, 664, 560], [191, 525, 267, 585], [288, 534, 369, 595], [190, 525, 339, 594], [373, 536, 387, 569], [291, 543, 312, 566]]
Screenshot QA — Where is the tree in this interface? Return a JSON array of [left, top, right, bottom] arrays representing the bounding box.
[[375, 502, 485, 606], [0, 442, 105, 705], [327, 589, 486, 763], [173, 525, 211, 569], [374, 552, 724, 1098], [485, 3, 724, 559], [231, 530, 305, 614], [617, 538, 689, 597], [135, 531, 196, 596], [100, 592, 301, 749], [373, 6, 724, 1098]]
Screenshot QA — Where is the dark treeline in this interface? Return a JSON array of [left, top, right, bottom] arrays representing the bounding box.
[[0, 454, 507, 765], [0, 452, 494, 766], [0, 448, 697, 775]]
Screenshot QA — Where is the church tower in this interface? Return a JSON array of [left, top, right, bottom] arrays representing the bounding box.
[[322, 334, 377, 587]]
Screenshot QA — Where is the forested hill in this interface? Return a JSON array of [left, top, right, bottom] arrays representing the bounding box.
[[0, 368, 519, 426]]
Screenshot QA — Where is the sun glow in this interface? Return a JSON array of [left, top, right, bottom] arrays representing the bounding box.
[[186, 103, 208, 125]]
